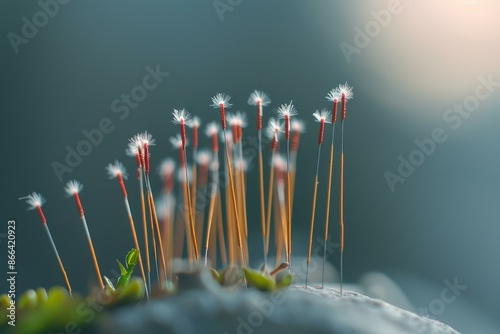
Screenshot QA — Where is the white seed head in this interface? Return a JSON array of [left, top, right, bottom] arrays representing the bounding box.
[[177, 165, 192, 183], [266, 117, 284, 139], [138, 131, 156, 146], [159, 158, 175, 178], [106, 160, 128, 180], [172, 108, 192, 126], [129, 131, 156, 151], [338, 82, 353, 100], [291, 119, 306, 133], [128, 135, 142, 153], [313, 109, 332, 123], [326, 88, 341, 102], [65, 180, 83, 196], [227, 111, 247, 128], [205, 122, 219, 137], [211, 93, 232, 108], [227, 112, 238, 127], [20, 192, 46, 210], [247, 90, 271, 107], [273, 154, 286, 171], [235, 111, 247, 128], [276, 101, 297, 119], [169, 134, 184, 150], [196, 150, 211, 166], [191, 116, 201, 128], [125, 143, 138, 157], [155, 194, 176, 219]]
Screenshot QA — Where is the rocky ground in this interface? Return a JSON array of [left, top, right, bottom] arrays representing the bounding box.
[[88, 270, 460, 334]]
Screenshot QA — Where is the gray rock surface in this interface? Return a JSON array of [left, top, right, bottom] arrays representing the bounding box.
[[92, 271, 460, 334]]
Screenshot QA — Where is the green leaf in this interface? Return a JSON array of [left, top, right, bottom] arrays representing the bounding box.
[[210, 268, 220, 281], [243, 268, 276, 291], [18, 289, 38, 310], [117, 260, 127, 276], [0, 294, 11, 326], [116, 277, 145, 304], [115, 249, 138, 289], [276, 274, 292, 289], [125, 249, 138, 269]]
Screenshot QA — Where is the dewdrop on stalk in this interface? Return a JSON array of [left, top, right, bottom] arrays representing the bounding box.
[[305, 109, 331, 288], [64, 180, 104, 290], [106, 160, 149, 299], [20, 192, 73, 298]]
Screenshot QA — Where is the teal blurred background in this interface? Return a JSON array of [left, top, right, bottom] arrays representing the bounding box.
[[1, 0, 499, 332]]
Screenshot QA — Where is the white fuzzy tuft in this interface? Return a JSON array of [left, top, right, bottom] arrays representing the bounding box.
[[313, 109, 332, 123], [205, 122, 219, 137], [20, 192, 46, 210], [276, 101, 298, 118], [247, 90, 271, 107], [235, 111, 247, 128], [211, 93, 232, 108], [169, 134, 184, 150], [177, 165, 192, 183], [291, 119, 306, 133], [266, 117, 284, 139], [65, 180, 83, 196], [129, 131, 156, 151], [125, 142, 138, 157], [326, 88, 341, 102], [196, 150, 211, 166], [273, 154, 286, 170], [106, 160, 128, 179], [227, 111, 247, 128], [338, 82, 353, 100], [172, 108, 192, 126], [159, 158, 175, 177], [138, 131, 156, 146], [191, 116, 201, 128]]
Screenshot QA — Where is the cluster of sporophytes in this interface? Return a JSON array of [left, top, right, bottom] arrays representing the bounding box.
[[4, 86, 352, 333]]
